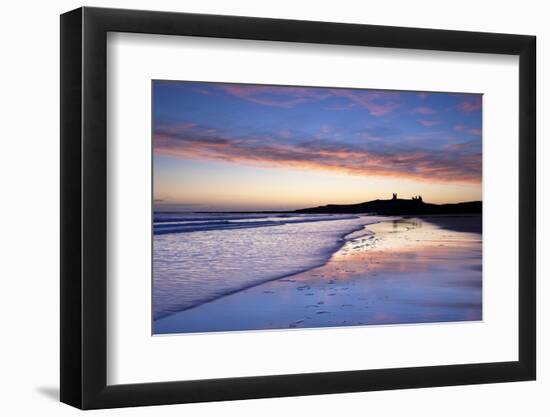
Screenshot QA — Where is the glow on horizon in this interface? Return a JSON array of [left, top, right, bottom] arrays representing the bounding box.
[[153, 81, 482, 211]]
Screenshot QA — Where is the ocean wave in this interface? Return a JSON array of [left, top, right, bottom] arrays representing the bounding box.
[[153, 214, 387, 320], [153, 214, 360, 235], [154, 213, 269, 223]]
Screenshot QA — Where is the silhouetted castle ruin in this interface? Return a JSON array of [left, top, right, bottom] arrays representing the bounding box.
[[391, 193, 422, 202]]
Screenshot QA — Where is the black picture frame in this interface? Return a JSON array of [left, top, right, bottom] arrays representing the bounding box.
[[60, 6, 536, 410]]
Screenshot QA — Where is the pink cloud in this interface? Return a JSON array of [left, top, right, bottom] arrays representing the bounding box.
[[457, 96, 482, 112], [218, 85, 329, 108], [329, 90, 401, 116], [194, 88, 213, 95], [323, 103, 357, 111], [455, 124, 482, 136], [418, 119, 441, 127], [278, 129, 292, 139], [414, 107, 437, 115], [217, 84, 400, 116], [448, 140, 479, 151]]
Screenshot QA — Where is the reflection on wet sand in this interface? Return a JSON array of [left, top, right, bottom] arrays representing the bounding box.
[[154, 216, 482, 334]]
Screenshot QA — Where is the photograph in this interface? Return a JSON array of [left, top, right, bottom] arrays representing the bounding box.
[[55, 4, 538, 411], [152, 81, 483, 334]]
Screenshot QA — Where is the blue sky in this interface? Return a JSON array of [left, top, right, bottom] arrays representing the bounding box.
[[153, 81, 482, 211]]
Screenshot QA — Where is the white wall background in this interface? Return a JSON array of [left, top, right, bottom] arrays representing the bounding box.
[[0, 0, 545, 415]]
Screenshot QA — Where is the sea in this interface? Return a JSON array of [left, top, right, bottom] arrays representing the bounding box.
[[153, 212, 385, 320]]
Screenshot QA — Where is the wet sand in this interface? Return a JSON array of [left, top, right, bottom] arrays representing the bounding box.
[[154, 216, 482, 334]]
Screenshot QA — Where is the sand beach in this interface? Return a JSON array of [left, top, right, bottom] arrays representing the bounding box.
[[154, 215, 482, 334]]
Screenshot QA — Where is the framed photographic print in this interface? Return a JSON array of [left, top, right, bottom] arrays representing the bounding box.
[[60, 7, 536, 409]]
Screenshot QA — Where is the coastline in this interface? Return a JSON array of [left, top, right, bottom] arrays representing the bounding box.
[[153, 219, 370, 320], [154, 215, 482, 334], [153, 214, 388, 320]]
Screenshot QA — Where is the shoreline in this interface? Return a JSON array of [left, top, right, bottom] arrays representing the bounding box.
[[153, 214, 389, 320], [154, 215, 482, 334], [154, 218, 381, 320]]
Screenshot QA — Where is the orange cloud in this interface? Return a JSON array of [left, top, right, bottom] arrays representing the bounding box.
[[154, 124, 481, 184]]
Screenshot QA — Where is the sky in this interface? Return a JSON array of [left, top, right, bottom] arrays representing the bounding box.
[[153, 80, 482, 211]]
